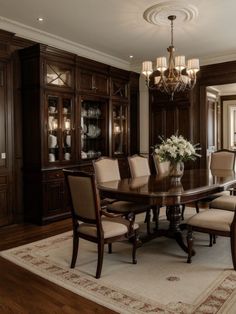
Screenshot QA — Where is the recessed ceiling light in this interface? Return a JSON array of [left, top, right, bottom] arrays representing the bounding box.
[[37, 17, 44, 22]]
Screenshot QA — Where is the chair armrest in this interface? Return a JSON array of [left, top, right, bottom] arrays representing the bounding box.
[[100, 210, 123, 218]]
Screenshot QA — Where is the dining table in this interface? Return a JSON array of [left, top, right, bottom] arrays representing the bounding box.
[[97, 169, 236, 253]]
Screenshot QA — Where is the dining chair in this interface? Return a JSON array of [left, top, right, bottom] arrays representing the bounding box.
[[195, 149, 236, 213], [63, 169, 139, 279], [152, 154, 186, 220], [186, 205, 236, 270], [128, 154, 157, 231], [93, 157, 153, 233]]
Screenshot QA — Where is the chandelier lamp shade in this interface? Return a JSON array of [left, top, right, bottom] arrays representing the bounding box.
[[142, 15, 200, 100]]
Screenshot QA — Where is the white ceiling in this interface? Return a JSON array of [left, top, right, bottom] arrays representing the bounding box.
[[210, 84, 236, 96], [0, 0, 236, 71]]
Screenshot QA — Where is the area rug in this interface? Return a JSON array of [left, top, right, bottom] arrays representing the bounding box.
[[1, 209, 236, 314]]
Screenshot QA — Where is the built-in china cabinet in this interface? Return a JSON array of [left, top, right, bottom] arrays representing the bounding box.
[[20, 43, 137, 224]]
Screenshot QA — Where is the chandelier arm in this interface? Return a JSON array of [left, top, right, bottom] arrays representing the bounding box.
[[142, 14, 199, 100]]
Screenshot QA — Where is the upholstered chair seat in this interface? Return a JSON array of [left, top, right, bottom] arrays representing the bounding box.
[[186, 207, 236, 269], [187, 209, 234, 232], [210, 195, 236, 211], [79, 218, 139, 238]]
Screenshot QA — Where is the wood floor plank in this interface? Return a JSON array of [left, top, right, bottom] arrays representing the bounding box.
[[0, 220, 117, 314]]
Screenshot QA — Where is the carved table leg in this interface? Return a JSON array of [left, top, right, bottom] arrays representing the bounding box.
[[166, 205, 189, 253]]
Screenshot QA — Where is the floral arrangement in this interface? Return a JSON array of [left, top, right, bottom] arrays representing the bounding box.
[[153, 134, 201, 164]]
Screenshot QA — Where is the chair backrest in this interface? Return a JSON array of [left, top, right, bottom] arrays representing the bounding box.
[[153, 154, 170, 176], [210, 150, 236, 171], [93, 157, 121, 183], [63, 170, 101, 224], [128, 155, 151, 178]]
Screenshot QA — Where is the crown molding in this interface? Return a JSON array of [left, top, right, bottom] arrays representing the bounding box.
[[0, 16, 130, 71], [200, 53, 236, 66]]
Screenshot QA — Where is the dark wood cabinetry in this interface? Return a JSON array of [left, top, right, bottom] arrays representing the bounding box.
[[0, 31, 14, 226], [20, 44, 77, 224], [20, 44, 138, 224], [149, 91, 191, 149], [78, 57, 109, 96]]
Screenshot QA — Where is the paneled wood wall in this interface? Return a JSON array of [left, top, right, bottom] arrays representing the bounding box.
[[2, 27, 236, 226]]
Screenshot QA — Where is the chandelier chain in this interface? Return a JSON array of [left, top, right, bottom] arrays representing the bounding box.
[[171, 19, 174, 47]]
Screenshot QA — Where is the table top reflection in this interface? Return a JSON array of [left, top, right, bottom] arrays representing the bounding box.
[[98, 169, 236, 206]]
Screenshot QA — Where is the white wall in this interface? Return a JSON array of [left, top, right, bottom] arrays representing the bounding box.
[[222, 100, 236, 149]]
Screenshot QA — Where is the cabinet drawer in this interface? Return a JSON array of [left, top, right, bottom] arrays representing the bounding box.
[[43, 170, 64, 180]]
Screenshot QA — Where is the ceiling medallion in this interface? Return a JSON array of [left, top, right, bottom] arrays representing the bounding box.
[[143, 1, 198, 26]]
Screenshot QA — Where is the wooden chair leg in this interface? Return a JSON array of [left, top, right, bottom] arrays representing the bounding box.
[[108, 243, 112, 254], [132, 230, 138, 265], [209, 234, 213, 247], [181, 204, 185, 220], [187, 228, 193, 264], [231, 229, 236, 270], [71, 233, 79, 268], [195, 201, 199, 213], [213, 234, 216, 244], [146, 209, 151, 234], [154, 206, 160, 230], [96, 241, 104, 279]]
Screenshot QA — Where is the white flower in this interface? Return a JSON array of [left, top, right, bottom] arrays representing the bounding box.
[[153, 134, 201, 163]]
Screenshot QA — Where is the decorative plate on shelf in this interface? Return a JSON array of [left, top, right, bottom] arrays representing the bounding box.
[[87, 125, 101, 138]]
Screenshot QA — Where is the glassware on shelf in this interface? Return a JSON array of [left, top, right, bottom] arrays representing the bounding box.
[[48, 134, 57, 148], [112, 103, 127, 156], [87, 124, 101, 138], [49, 153, 56, 162], [80, 100, 106, 159]]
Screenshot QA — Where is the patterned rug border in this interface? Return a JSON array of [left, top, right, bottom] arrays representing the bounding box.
[[1, 231, 236, 314]]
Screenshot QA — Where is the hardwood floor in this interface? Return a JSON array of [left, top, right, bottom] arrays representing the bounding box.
[[0, 219, 117, 314]]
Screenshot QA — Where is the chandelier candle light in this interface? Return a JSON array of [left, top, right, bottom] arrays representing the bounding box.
[[142, 15, 200, 100]]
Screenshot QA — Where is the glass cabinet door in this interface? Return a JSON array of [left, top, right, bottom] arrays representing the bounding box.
[[112, 102, 128, 156], [48, 95, 60, 163], [80, 99, 108, 160], [47, 94, 73, 164], [46, 63, 72, 88], [62, 97, 72, 162]]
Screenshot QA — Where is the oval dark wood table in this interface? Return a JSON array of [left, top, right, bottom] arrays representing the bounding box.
[[98, 169, 236, 253]]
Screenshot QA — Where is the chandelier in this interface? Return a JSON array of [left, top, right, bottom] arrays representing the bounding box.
[[142, 15, 200, 100]]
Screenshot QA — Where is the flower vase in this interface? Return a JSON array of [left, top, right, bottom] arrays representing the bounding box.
[[169, 161, 184, 182]]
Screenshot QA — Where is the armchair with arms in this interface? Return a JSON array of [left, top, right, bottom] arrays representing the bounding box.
[[63, 169, 139, 279]]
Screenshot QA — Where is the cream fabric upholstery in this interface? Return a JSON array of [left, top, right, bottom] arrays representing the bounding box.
[[78, 218, 139, 238], [210, 195, 236, 211], [153, 154, 170, 176], [128, 156, 151, 178], [187, 209, 234, 232], [68, 176, 96, 219], [94, 158, 120, 183], [210, 151, 235, 170]]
